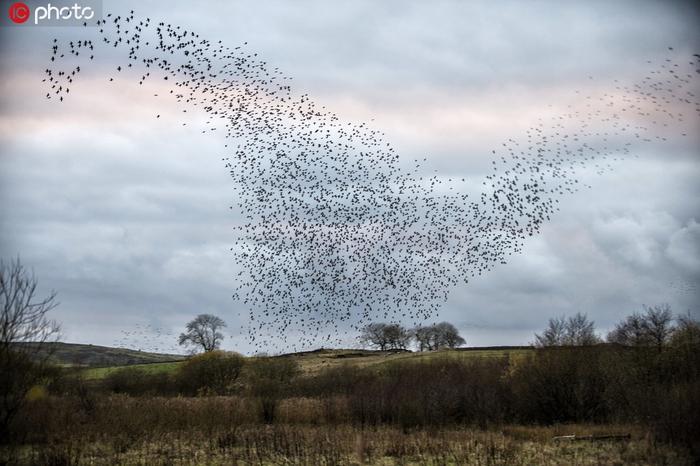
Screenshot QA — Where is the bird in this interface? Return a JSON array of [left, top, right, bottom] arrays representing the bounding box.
[[43, 10, 700, 352]]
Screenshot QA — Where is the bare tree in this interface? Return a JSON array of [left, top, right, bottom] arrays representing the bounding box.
[[434, 322, 466, 349], [670, 313, 700, 347], [413, 325, 433, 351], [359, 323, 384, 350], [642, 304, 674, 351], [384, 323, 411, 350], [0, 258, 60, 440], [359, 323, 390, 350], [607, 312, 650, 346], [607, 305, 676, 351], [359, 323, 411, 350], [534, 316, 567, 347], [565, 312, 600, 346], [178, 314, 226, 353], [535, 313, 599, 347], [412, 322, 465, 351]]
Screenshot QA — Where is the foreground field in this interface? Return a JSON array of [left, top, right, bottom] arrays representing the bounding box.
[[4, 390, 696, 465], [5, 344, 697, 464], [5, 426, 686, 466], [3, 396, 690, 466]]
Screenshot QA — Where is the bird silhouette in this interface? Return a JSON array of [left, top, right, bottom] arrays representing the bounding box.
[[44, 10, 700, 352]]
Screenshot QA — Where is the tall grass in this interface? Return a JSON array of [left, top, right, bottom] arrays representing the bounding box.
[[2, 403, 691, 466]]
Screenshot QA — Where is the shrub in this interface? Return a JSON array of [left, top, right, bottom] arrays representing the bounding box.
[[508, 347, 608, 424], [103, 367, 174, 396], [177, 351, 245, 396], [246, 357, 300, 423], [345, 357, 509, 428]]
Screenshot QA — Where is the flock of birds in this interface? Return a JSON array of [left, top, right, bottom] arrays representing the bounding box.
[[43, 10, 700, 352], [111, 324, 178, 354]]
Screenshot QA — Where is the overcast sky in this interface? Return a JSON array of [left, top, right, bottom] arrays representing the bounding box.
[[1, 0, 698, 354]]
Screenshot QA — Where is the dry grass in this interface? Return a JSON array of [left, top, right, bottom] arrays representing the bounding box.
[[2, 423, 690, 465], [3, 396, 693, 465], [6, 346, 695, 464], [287, 347, 532, 376]]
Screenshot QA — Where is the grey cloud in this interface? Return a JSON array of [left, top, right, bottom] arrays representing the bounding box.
[[1, 0, 698, 353], [666, 219, 700, 273]]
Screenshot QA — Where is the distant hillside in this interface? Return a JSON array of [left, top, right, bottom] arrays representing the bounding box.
[[17, 342, 186, 367], [276, 346, 534, 375], [76, 346, 535, 379], [16, 342, 534, 375]]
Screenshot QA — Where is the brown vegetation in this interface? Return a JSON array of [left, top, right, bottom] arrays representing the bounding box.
[[0, 339, 697, 464], [2, 396, 692, 465], [2, 301, 698, 464]]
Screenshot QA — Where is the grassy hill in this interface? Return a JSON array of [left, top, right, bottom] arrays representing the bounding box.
[[79, 345, 533, 379], [17, 342, 532, 379], [282, 346, 533, 375], [18, 342, 186, 368], [83, 361, 183, 380]]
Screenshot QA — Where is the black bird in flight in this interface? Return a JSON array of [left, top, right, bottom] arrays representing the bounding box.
[[44, 11, 700, 352]]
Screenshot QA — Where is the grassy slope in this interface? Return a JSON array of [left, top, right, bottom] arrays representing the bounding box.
[[83, 361, 183, 380], [21, 341, 186, 368], [286, 347, 532, 375], [82, 346, 533, 379]]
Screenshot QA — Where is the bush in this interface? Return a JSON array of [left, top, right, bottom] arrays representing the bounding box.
[[345, 357, 509, 428], [292, 364, 363, 398], [177, 351, 245, 396], [648, 381, 700, 457], [508, 347, 608, 424], [103, 367, 175, 396], [246, 357, 300, 423]]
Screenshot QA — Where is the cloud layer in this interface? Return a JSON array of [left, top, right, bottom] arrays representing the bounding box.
[[1, 0, 698, 353]]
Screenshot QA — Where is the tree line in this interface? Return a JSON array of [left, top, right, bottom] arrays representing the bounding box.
[[178, 317, 469, 354], [359, 321, 466, 351], [534, 305, 697, 350]]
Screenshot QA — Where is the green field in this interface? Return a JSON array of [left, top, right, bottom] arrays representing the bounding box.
[[82, 360, 184, 380]]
